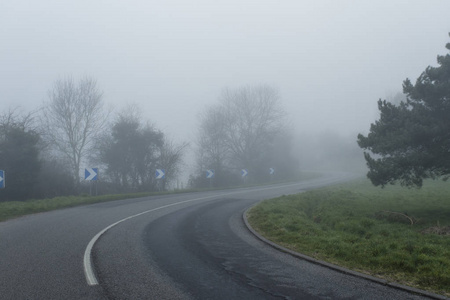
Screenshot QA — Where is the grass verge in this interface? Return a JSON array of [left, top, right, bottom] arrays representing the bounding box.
[[247, 179, 450, 297], [0, 191, 169, 222], [0, 172, 322, 223]]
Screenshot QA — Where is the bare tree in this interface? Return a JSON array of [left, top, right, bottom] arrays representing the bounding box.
[[195, 84, 288, 185], [159, 138, 189, 190], [220, 85, 285, 174], [41, 76, 109, 187], [0, 107, 38, 132], [196, 105, 229, 177]]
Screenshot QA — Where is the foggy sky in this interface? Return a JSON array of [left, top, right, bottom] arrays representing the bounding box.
[[2, 0, 450, 144]]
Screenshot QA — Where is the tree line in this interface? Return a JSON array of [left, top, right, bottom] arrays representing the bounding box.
[[5, 33, 448, 201], [0, 77, 189, 201], [189, 85, 299, 188], [0, 80, 297, 201]]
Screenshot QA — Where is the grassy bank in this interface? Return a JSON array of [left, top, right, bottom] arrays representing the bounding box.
[[247, 179, 450, 296], [0, 192, 166, 222], [0, 172, 321, 223]]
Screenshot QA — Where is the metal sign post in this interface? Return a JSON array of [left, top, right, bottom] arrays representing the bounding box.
[[155, 169, 165, 191], [241, 169, 248, 184], [206, 169, 214, 188], [0, 170, 5, 189], [85, 168, 99, 196]]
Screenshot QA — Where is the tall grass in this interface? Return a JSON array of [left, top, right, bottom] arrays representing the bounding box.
[[247, 179, 450, 296]]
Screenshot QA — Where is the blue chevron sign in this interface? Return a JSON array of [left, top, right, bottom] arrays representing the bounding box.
[[85, 168, 98, 181], [206, 169, 214, 179], [155, 169, 165, 179]]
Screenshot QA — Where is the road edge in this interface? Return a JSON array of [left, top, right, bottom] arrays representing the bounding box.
[[242, 204, 448, 300]]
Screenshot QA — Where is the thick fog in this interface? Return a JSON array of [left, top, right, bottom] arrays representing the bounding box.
[[2, 1, 450, 176]]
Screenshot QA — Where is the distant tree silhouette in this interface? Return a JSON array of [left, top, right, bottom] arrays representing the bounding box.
[[0, 110, 41, 201]]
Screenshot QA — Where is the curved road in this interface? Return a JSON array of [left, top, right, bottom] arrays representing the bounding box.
[[0, 173, 444, 299]]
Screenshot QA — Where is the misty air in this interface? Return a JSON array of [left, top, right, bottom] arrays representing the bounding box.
[[1, 1, 450, 299]]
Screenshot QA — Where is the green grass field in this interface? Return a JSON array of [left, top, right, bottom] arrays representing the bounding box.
[[247, 179, 450, 296]]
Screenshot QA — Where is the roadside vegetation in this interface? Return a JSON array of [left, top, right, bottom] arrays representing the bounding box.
[[0, 172, 320, 223], [247, 179, 450, 296], [0, 192, 162, 222]]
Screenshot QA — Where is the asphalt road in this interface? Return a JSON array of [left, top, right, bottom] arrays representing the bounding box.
[[0, 173, 444, 299]]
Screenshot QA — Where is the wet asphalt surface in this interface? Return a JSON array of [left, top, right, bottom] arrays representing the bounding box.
[[0, 173, 445, 299]]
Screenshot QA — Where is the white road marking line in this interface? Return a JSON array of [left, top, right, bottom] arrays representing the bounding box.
[[83, 181, 310, 286]]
